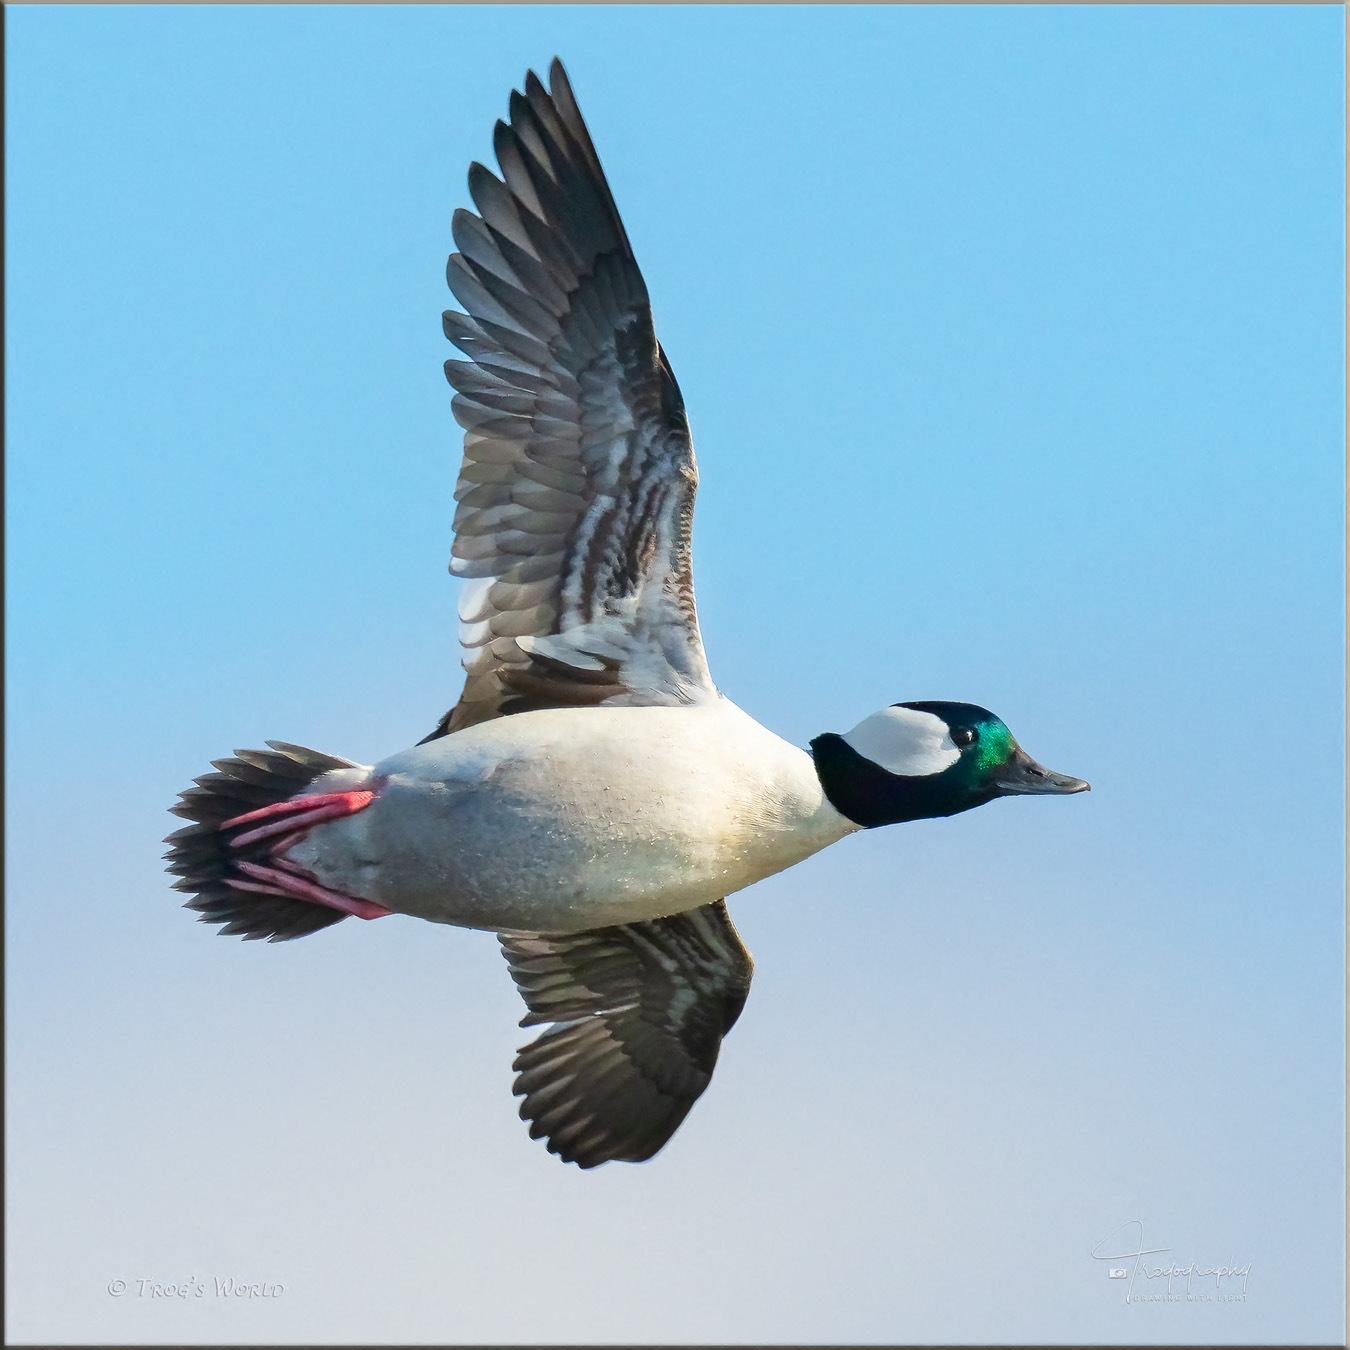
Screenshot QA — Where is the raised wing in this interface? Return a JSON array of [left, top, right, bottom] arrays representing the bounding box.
[[426, 58, 715, 740], [499, 900, 754, 1168]]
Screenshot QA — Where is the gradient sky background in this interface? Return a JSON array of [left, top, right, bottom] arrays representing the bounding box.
[[6, 5, 1344, 1345]]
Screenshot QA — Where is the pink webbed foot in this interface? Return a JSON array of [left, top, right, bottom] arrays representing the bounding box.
[[221, 787, 391, 922], [222, 791, 377, 847], [228, 860, 392, 921]]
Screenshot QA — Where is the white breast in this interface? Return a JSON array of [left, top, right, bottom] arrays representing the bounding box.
[[292, 699, 858, 932]]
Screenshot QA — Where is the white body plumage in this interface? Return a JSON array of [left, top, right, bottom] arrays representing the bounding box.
[[287, 700, 859, 933]]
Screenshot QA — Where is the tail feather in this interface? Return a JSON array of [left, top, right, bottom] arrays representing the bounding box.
[[165, 741, 361, 942]]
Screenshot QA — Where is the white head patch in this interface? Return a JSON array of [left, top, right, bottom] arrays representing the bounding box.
[[842, 706, 960, 778]]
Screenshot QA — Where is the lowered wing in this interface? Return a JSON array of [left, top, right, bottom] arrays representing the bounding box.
[[499, 900, 754, 1168]]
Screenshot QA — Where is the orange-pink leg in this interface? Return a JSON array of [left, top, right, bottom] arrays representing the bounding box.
[[221, 789, 391, 921]]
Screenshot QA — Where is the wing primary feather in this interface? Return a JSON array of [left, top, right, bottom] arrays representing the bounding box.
[[450, 209, 527, 291], [467, 162, 553, 268]]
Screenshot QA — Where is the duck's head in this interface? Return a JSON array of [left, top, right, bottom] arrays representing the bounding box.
[[810, 700, 1089, 828]]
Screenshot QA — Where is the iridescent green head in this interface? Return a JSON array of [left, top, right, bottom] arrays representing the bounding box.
[[810, 700, 1089, 828]]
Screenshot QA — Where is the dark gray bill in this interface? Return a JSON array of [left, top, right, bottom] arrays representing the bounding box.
[[994, 747, 1090, 796]]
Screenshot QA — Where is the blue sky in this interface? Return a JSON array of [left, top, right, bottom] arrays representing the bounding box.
[[6, 5, 1344, 1344]]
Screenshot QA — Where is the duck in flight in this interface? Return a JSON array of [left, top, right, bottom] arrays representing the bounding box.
[[166, 59, 1088, 1169]]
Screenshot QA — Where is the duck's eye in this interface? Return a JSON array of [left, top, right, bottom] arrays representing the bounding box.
[[951, 727, 976, 748]]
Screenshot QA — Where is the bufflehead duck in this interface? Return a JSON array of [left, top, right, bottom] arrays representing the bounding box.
[[167, 59, 1088, 1169]]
